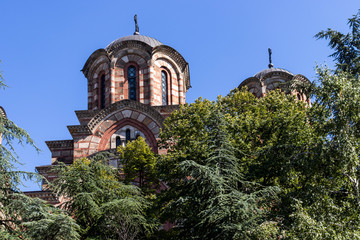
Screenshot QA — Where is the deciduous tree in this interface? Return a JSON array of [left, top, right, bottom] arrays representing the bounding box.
[[118, 137, 158, 194]]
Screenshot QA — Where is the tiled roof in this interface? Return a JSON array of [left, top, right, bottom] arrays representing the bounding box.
[[106, 35, 163, 50], [254, 67, 293, 79]]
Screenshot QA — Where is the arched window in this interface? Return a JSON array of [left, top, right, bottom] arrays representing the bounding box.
[[116, 136, 121, 148], [161, 70, 168, 105], [125, 129, 131, 143], [100, 74, 106, 109], [128, 66, 137, 101]]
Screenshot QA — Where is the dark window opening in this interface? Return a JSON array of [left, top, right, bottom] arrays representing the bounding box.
[[161, 71, 168, 105], [128, 66, 137, 101], [100, 74, 106, 109], [116, 136, 121, 148], [126, 129, 131, 143]]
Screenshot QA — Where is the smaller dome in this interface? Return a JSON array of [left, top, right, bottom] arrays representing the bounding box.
[[254, 68, 293, 79], [106, 35, 163, 51]]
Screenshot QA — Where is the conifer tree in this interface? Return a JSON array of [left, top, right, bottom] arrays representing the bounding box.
[[316, 10, 360, 76], [0, 72, 80, 239], [52, 153, 155, 240], [160, 109, 278, 239]]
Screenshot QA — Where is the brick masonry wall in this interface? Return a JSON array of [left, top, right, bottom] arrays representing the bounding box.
[[87, 47, 187, 109], [70, 107, 161, 160]]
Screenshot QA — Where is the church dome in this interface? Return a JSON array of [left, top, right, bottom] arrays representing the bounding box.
[[238, 49, 310, 98], [253, 67, 293, 80], [105, 34, 163, 51]]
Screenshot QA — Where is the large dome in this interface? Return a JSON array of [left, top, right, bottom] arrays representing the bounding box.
[[105, 35, 163, 51], [253, 67, 293, 79]]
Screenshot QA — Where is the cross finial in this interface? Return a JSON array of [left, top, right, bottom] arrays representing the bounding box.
[[134, 14, 139, 35], [268, 48, 273, 68]]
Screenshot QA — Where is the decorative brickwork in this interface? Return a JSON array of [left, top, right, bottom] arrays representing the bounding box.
[[81, 34, 190, 110], [37, 98, 169, 188], [45, 140, 74, 164], [239, 67, 311, 101], [24, 191, 59, 205]]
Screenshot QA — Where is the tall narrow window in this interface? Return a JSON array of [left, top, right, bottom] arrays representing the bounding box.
[[128, 66, 137, 101], [116, 136, 121, 148], [125, 129, 131, 144], [161, 71, 168, 105], [100, 74, 106, 109]]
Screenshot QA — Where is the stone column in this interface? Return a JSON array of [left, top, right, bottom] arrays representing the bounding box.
[[148, 59, 155, 106], [178, 74, 185, 104], [110, 64, 116, 104]]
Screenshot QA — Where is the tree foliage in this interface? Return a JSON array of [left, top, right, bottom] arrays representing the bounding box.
[[315, 10, 360, 75], [157, 89, 312, 239], [157, 74, 360, 239], [285, 67, 360, 239], [118, 137, 158, 193], [0, 73, 79, 239], [162, 109, 278, 239], [4, 10, 360, 239], [52, 154, 155, 240]]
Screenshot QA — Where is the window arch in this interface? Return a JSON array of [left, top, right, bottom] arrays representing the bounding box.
[[128, 65, 137, 101], [161, 70, 168, 105], [99, 74, 106, 109]]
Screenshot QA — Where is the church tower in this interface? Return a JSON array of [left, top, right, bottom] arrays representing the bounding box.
[[35, 16, 190, 191], [239, 48, 310, 102]]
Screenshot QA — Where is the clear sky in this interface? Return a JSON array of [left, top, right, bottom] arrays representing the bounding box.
[[0, 0, 359, 191]]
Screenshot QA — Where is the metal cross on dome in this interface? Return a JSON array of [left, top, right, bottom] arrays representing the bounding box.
[[268, 48, 274, 68], [134, 14, 139, 35]]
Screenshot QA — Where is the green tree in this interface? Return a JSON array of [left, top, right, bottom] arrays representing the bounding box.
[[285, 67, 360, 239], [0, 71, 80, 239], [52, 153, 155, 240], [165, 110, 278, 239], [118, 137, 158, 193], [315, 10, 360, 75], [158, 90, 310, 239], [158, 88, 345, 239]]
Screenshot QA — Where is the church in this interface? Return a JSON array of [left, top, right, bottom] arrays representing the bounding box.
[[25, 16, 310, 203]]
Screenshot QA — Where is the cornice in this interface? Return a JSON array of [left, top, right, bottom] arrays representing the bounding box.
[[81, 49, 110, 78], [239, 77, 262, 88], [107, 41, 153, 57], [153, 104, 180, 113], [75, 110, 99, 121], [153, 45, 190, 90], [67, 125, 92, 136], [45, 140, 74, 150], [260, 71, 294, 82]]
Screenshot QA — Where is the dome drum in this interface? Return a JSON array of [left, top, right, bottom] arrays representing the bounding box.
[[82, 35, 190, 110], [239, 67, 311, 101]]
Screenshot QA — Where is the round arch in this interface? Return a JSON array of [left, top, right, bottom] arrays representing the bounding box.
[[98, 118, 158, 153]]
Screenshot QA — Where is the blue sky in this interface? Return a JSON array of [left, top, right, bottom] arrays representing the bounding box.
[[0, 0, 359, 190]]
